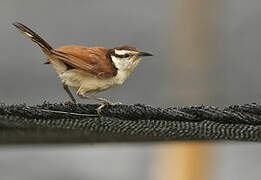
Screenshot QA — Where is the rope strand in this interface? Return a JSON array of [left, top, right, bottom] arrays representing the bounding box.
[[0, 102, 261, 143]]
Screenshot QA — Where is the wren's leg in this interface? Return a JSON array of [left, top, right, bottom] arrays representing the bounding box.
[[88, 96, 114, 105], [86, 96, 122, 114], [78, 95, 122, 105], [77, 92, 121, 114], [62, 82, 77, 104], [86, 96, 121, 114]]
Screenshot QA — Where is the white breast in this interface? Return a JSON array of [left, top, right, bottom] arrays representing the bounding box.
[[111, 57, 141, 85], [112, 69, 131, 85], [49, 56, 141, 94]]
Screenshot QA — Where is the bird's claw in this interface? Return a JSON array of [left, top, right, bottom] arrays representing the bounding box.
[[95, 102, 122, 114], [64, 100, 77, 105], [64, 100, 73, 105], [96, 104, 106, 115]]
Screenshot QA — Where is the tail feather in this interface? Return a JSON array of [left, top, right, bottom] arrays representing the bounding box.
[[13, 22, 53, 53]]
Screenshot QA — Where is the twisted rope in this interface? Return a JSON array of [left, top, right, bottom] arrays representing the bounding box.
[[0, 102, 260, 143]]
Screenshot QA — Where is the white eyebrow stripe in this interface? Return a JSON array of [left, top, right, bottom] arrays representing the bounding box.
[[115, 50, 131, 55]]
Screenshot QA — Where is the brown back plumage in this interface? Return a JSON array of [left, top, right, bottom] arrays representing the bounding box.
[[13, 22, 118, 79], [53, 46, 117, 78]]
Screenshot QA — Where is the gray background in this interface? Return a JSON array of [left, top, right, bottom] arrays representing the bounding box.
[[0, 0, 261, 179]]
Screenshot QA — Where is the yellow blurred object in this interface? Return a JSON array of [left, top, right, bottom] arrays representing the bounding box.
[[154, 0, 219, 179], [154, 143, 212, 180]]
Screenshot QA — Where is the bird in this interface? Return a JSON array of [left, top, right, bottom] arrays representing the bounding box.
[[12, 22, 153, 113]]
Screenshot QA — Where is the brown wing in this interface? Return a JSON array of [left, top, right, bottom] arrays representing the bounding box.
[[51, 45, 117, 78]]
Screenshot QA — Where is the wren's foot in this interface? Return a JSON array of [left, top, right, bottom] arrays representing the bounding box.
[[64, 100, 78, 105], [96, 104, 106, 114], [64, 101, 72, 105], [95, 101, 122, 114]]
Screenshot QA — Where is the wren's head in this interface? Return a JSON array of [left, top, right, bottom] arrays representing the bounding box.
[[109, 46, 153, 71]]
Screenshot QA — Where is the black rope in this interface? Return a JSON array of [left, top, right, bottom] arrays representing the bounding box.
[[0, 102, 261, 144]]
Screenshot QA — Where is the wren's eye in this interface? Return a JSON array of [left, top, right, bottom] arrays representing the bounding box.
[[124, 54, 130, 58]]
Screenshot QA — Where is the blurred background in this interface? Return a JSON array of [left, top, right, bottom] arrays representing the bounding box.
[[0, 0, 261, 179]]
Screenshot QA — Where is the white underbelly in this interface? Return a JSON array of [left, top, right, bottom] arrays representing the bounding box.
[[60, 69, 119, 93], [49, 58, 68, 74], [49, 58, 132, 94]]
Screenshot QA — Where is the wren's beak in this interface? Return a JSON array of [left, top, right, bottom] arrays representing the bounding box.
[[137, 52, 153, 57]]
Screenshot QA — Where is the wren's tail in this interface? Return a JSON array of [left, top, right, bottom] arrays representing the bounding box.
[[13, 22, 53, 54]]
